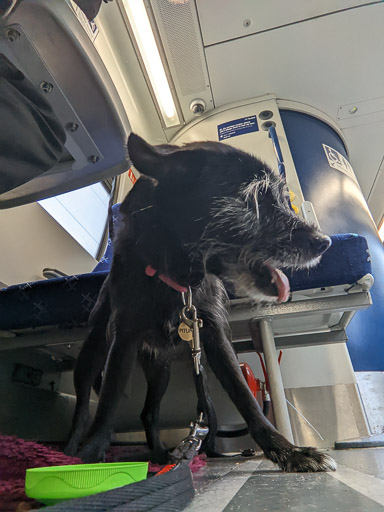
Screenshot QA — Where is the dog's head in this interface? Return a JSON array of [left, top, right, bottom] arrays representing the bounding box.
[[128, 133, 331, 302]]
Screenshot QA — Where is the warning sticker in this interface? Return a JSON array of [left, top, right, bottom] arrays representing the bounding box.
[[218, 115, 259, 141], [322, 144, 358, 183], [128, 168, 137, 185]]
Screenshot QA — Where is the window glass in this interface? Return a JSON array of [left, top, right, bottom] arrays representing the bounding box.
[[39, 183, 109, 258]]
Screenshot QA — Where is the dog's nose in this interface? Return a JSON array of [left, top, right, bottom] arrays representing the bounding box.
[[311, 234, 332, 255]]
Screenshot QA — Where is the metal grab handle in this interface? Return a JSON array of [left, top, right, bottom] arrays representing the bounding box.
[[268, 125, 286, 180]]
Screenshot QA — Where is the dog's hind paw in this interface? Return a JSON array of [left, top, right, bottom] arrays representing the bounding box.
[[270, 447, 337, 472]]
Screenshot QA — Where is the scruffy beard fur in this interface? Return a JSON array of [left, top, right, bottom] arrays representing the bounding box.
[[65, 134, 335, 474], [194, 172, 330, 302]]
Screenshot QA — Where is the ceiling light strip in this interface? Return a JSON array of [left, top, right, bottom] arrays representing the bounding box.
[[121, 0, 180, 128]]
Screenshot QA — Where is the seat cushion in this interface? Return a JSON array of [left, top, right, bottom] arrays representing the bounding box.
[[0, 234, 371, 332], [288, 233, 371, 291], [0, 272, 108, 331]]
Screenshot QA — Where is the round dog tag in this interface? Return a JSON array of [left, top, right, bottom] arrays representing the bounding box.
[[178, 322, 193, 341]]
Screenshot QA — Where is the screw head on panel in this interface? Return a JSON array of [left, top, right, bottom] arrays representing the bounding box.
[[67, 122, 79, 132], [40, 81, 54, 93], [5, 28, 20, 42]]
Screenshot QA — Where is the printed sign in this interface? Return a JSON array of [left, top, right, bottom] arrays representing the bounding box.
[[322, 144, 358, 183], [218, 115, 259, 141], [71, 1, 99, 42]]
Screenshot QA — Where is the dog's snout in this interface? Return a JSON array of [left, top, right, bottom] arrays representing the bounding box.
[[310, 234, 332, 255]]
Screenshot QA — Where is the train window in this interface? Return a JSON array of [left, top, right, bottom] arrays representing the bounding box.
[[38, 182, 110, 258]]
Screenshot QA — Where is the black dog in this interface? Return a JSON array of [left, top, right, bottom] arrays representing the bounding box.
[[65, 133, 335, 471]]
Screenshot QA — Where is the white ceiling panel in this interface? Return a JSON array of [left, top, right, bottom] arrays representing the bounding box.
[[204, 4, 384, 113], [196, 0, 376, 46], [203, 3, 384, 201]]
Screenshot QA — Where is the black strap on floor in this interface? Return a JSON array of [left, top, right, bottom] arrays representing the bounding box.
[[43, 461, 194, 512]]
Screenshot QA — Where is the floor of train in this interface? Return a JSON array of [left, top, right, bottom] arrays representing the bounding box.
[[186, 447, 384, 511]]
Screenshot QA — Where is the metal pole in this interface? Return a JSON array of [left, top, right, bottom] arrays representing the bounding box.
[[259, 318, 294, 443]]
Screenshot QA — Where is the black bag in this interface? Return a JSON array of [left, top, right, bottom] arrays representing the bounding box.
[[0, 54, 66, 195]]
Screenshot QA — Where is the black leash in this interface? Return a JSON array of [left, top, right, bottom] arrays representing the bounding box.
[[176, 288, 255, 458], [45, 460, 194, 511]]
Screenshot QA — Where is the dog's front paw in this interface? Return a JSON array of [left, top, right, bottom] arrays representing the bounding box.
[[63, 440, 79, 458], [150, 448, 170, 465], [77, 446, 106, 463], [77, 437, 110, 463], [269, 447, 336, 472]]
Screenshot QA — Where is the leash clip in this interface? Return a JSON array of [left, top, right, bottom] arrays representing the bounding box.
[[179, 287, 203, 375], [169, 413, 209, 463]]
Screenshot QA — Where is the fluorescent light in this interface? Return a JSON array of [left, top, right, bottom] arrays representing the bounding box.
[[378, 217, 384, 242], [122, 0, 180, 127]]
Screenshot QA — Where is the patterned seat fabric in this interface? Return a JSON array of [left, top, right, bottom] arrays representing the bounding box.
[[289, 233, 372, 292], [0, 272, 108, 330], [0, 203, 120, 332]]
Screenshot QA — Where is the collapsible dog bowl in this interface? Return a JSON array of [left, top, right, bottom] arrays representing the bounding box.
[[25, 462, 148, 505]]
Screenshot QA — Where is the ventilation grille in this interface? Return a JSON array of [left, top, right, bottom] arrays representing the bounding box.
[[155, 0, 207, 96]]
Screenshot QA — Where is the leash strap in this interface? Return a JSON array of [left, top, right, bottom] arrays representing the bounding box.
[[169, 288, 217, 461]]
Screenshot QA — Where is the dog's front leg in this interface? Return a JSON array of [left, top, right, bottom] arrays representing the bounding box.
[[77, 317, 141, 463], [139, 343, 171, 464], [65, 277, 111, 457], [202, 324, 336, 472]]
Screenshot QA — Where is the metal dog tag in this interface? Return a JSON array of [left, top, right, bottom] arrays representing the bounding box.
[[178, 322, 193, 341]]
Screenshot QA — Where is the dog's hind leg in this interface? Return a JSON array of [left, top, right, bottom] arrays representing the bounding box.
[[193, 365, 218, 456], [202, 324, 336, 472], [77, 312, 141, 463], [64, 277, 112, 457], [139, 343, 171, 464]]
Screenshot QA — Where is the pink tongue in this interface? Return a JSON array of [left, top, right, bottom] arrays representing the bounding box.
[[268, 266, 290, 303]]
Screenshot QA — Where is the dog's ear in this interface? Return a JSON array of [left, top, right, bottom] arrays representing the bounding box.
[[127, 133, 174, 181], [128, 133, 206, 184]]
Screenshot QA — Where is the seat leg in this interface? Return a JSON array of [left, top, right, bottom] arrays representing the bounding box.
[[259, 318, 294, 443]]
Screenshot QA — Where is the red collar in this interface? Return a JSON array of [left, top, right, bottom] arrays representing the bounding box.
[[145, 265, 188, 293]]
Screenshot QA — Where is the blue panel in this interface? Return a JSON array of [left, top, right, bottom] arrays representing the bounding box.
[[280, 110, 384, 371], [217, 115, 258, 140]]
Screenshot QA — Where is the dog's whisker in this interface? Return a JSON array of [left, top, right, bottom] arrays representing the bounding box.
[[131, 204, 153, 215]]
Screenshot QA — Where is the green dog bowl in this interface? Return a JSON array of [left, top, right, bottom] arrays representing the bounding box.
[[25, 462, 149, 505]]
